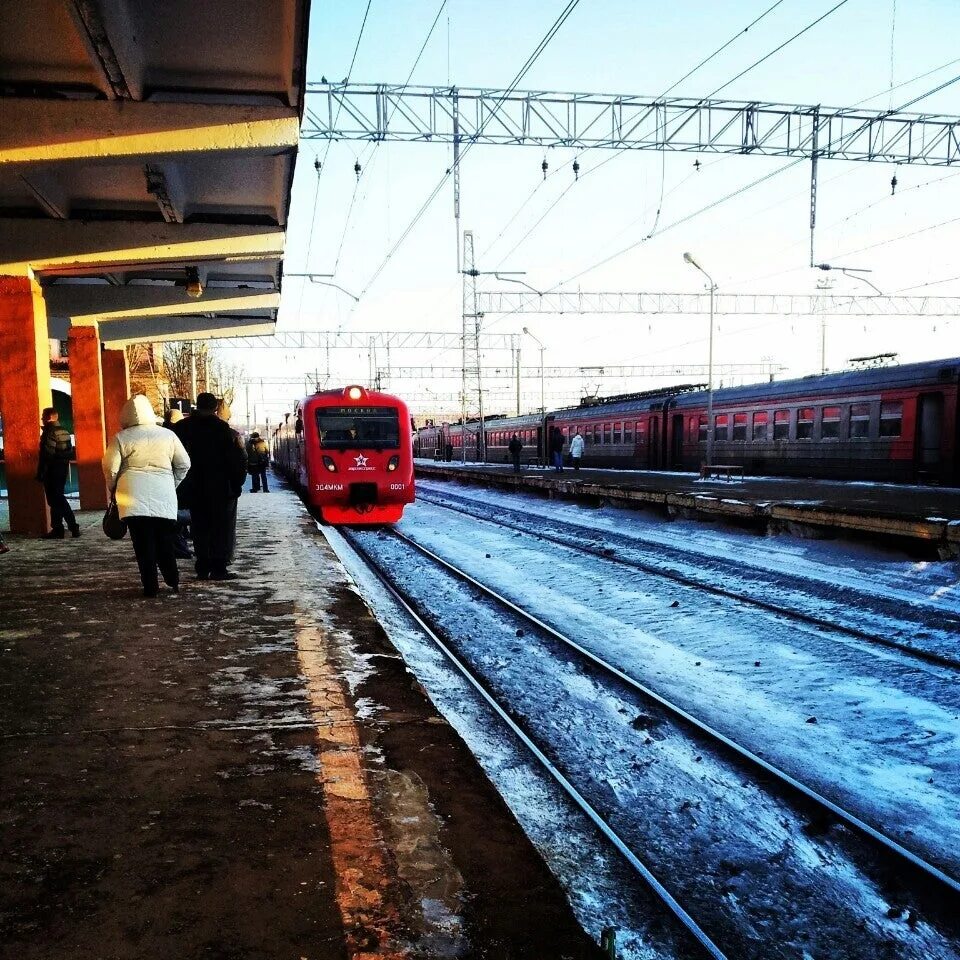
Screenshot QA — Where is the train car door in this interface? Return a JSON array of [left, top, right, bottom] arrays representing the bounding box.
[[917, 393, 943, 471], [670, 414, 684, 468], [648, 416, 661, 469]]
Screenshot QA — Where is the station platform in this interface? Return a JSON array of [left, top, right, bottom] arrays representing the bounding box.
[[0, 484, 600, 959], [415, 460, 960, 555]]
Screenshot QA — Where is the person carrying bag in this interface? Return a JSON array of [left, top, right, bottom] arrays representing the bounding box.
[[102, 395, 191, 598]]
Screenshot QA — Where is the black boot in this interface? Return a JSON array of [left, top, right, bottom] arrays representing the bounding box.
[[41, 528, 64, 540]]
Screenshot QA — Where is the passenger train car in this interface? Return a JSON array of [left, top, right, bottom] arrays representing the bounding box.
[[415, 357, 960, 485], [273, 385, 415, 523]]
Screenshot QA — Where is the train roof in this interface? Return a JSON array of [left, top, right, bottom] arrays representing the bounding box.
[[301, 385, 408, 408]]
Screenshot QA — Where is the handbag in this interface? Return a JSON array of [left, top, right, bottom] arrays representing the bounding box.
[[102, 499, 127, 540]]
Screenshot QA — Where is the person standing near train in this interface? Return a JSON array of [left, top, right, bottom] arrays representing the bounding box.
[[549, 426, 565, 473], [508, 433, 523, 473], [570, 429, 584, 471], [245, 432, 271, 493]]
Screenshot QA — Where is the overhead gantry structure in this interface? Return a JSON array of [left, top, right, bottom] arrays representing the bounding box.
[[0, 0, 310, 534]]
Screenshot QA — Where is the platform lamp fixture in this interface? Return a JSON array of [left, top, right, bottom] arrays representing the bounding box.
[[682, 252, 717, 467], [185, 266, 203, 299], [522, 327, 545, 460]]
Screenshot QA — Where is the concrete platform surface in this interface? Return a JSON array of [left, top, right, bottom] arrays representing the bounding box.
[[0, 483, 600, 959]]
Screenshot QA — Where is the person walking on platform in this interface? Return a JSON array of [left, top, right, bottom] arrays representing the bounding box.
[[570, 429, 584, 472], [245, 432, 271, 493], [103, 395, 191, 598], [549, 426, 565, 473], [36, 407, 80, 539], [174, 393, 246, 581], [162, 408, 192, 559], [508, 433, 523, 473]]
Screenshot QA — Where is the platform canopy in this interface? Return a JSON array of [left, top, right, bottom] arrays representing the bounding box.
[[0, 0, 311, 341]]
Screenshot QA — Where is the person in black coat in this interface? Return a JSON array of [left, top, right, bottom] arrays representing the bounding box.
[[508, 434, 523, 474], [173, 393, 247, 580], [549, 426, 565, 473], [245, 432, 271, 493], [36, 407, 80, 539]]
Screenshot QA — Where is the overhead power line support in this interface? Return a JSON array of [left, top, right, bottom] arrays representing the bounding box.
[[461, 230, 485, 460], [302, 83, 960, 166]]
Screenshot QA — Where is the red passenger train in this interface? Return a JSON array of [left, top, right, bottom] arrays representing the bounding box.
[[415, 357, 960, 485], [273, 385, 415, 523]]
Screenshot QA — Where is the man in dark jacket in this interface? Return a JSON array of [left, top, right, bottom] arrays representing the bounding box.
[[508, 434, 523, 473], [173, 393, 247, 580], [36, 407, 79, 539], [245, 432, 271, 493], [549, 426, 565, 473]]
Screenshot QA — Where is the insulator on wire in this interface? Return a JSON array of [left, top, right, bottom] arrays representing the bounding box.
[[694, 159, 701, 172], [314, 158, 321, 174], [354, 159, 362, 180], [541, 158, 549, 180], [890, 174, 898, 195], [572, 158, 580, 180]]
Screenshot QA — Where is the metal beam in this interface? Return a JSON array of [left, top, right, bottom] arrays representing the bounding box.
[[302, 83, 960, 166], [0, 220, 285, 275], [0, 99, 300, 166], [98, 315, 276, 346], [206, 330, 519, 350], [44, 283, 279, 322], [476, 290, 960, 317], [370, 363, 781, 379]]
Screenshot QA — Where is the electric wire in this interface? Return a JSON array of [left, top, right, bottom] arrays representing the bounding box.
[[704, 0, 852, 99], [359, 0, 583, 297]]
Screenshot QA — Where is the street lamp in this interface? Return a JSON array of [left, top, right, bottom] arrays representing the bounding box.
[[683, 252, 717, 467], [522, 326, 546, 461]]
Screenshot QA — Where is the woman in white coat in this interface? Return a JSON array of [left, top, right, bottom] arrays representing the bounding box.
[[102, 395, 191, 597]]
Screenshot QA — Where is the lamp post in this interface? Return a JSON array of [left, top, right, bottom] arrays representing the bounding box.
[[523, 326, 546, 463], [683, 252, 717, 467]]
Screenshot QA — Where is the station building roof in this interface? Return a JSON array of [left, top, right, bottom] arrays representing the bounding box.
[[0, 0, 311, 343]]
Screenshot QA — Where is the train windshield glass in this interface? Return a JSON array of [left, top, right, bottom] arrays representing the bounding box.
[[316, 406, 401, 450]]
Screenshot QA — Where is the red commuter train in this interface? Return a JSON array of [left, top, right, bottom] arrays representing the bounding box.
[[273, 385, 415, 523], [415, 357, 960, 485]]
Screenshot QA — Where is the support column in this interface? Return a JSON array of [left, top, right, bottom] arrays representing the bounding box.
[[67, 323, 109, 511], [0, 275, 52, 535], [101, 348, 130, 443]]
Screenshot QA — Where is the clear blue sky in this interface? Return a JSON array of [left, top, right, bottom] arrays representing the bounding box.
[[233, 1, 960, 420]]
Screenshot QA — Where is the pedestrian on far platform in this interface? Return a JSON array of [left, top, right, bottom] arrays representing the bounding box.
[[37, 407, 80, 540], [173, 393, 246, 581], [245, 432, 271, 493], [570, 429, 584, 471], [549, 426, 565, 473], [508, 433, 523, 473], [103, 395, 191, 598]]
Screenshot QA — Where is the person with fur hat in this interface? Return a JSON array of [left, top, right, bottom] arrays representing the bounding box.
[[245, 431, 271, 493], [102, 395, 191, 597], [173, 393, 247, 580]]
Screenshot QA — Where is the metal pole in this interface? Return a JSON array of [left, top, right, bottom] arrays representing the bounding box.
[[515, 339, 521, 417], [707, 282, 715, 467], [189, 342, 197, 402], [540, 346, 545, 417], [245, 382, 250, 431]]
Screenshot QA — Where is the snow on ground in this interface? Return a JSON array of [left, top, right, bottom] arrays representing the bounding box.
[[323, 525, 684, 960], [394, 490, 960, 880], [416, 478, 960, 657], [345, 525, 960, 960]]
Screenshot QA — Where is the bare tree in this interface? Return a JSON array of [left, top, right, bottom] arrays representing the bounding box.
[[162, 342, 242, 405]]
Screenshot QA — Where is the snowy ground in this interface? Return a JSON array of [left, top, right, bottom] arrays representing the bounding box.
[[402, 482, 960, 879], [336, 517, 959, 960]]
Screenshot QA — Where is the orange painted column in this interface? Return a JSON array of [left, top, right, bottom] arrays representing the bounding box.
[[67, 324, 109, 511], [0, 275, 52, 535], [101, 348, 130, 444]]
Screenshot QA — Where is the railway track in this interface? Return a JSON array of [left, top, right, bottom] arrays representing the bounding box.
[[338, 524, 960, 960], [415, 486, 960, 673]]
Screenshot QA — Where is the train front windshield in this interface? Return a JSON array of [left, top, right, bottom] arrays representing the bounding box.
[[316, 406, 401, 450]]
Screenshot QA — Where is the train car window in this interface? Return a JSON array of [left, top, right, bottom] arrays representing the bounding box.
[[752, 411, 768, 440], [613, 422, 622, 444], [773, 410, 790, 439], [880, 401, 903, 437], [714, 414, 729, 441], [316, 406, 401, 449], [636, 420, 646, 442], [603, 423, 612, 444], [797, 408, 814, 440], [821, 406, 841, 440], [584, 426, 592, 444], [624, 422, 634, 444], [594, 425, 601, 444], [850, 404, 871, 438], [697, 416, 707, 442], [732, 413, 747, 441]]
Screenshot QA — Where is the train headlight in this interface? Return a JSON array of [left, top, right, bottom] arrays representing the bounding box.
[[322, 455, 337, 472], [347, 386, 363, 400], [387, 455, 399, 472]]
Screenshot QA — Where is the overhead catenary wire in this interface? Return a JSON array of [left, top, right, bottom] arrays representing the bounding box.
[[359, 0, 584, 297]]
